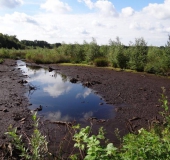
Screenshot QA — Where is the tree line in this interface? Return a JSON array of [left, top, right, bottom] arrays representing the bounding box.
[[0, 33, 61, 49], [0, 32, 170, 75]]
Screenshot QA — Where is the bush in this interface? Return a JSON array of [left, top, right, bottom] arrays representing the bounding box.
[[128, 38, 148, 72], [144, 47, 168, 75], [0, 58, 4, 64], [0, 48, 10, 58], [94, 57, 109, 67], [116, 51, 128, 69], [5, 112, 50, 159], [25, 48, 70, 64]]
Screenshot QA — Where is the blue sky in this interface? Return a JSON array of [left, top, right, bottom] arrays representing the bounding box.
[[0, 0, 170, 46]]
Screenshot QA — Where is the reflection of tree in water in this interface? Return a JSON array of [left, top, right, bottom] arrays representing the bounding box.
[[28, 83, 39, 97], [28, 66, 42, 70], [61, 74, 67, 82], [28, 66, 42, 75], [53, 71, 58, 78]]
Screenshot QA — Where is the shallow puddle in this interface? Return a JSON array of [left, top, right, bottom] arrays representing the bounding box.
[[17, 60, 115, 122]]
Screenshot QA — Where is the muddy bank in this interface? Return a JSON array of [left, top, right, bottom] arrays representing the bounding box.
[[0, 59, 35, 157]]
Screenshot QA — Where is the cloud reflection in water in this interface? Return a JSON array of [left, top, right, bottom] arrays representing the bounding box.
[[46, 111, 72, 122], [76, 88, 91, 99], [44, 83, 71, 98]]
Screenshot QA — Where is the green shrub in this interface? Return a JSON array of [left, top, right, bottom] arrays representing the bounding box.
[[94, 57, 109, 67], [116, 51, 128, 69], [25, 48, 70, 64], [144, 47, 168, 75], [5, 112, 50, 159], [0, 58, 4, 64], [128, 38, 148, 72], [0, 48, 10, 58]]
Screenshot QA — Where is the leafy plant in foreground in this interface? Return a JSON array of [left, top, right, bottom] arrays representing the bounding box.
[[5, 112, 49, 160], [71, 125, 118, 160]]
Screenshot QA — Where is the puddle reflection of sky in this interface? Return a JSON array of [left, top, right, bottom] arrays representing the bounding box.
[[17, 60, 115, 122]]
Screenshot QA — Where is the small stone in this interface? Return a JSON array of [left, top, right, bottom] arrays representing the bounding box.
[[1, 135, 6, 139], [70, 78, 78, 83], [17, 127, 21, 130], [3, 109, 9, 112]]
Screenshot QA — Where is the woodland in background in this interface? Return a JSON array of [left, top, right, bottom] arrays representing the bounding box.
[[0, 32, 170, 75]]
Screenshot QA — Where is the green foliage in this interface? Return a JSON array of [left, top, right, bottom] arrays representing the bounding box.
[[129, 37, 148, 71], [144, 47, 168, 74], [0, 48, 26, 59], [85, 38, 100, 62], [99, 45, 109, 58], [108, 37, 122, 68], [0, 33, 25, 49], [21, 40, 52, 49], [70, 43, 86, 63], [73, 125, 117, 160], [1, 33, 170, 76], [25, 48, 70, 64], [94, 57, 109, 67], [0, 58, 4, 64], [5, 112, 49, 160], [108, 37, 129, 69], [116, 48, 128, 69]]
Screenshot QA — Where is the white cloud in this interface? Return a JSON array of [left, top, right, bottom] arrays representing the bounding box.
[[0, 0, 23, 8], [40, 0, 72, 13], [92, 20, 105, 27], [129, 22, 142, 30], [4, 12, 38, 25], [78, 0, 118, 17], [0, 0, 170, 46], [143, 0, 170, 19], [72, 27, 90, 35], [78, 0, 94, 9], [95, 0, 118, 17], [121, 7, 134, 17]]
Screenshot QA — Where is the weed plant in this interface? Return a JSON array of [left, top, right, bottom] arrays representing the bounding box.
[[5, 112, 50, 160]]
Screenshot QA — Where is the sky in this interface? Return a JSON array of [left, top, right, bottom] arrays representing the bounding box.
[[0, 0, 170, 46]]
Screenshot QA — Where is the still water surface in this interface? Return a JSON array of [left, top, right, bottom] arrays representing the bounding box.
[[17, 60, 115, 122]]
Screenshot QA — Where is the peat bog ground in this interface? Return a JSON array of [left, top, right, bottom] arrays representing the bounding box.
[[1, 59, 170, 158]]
